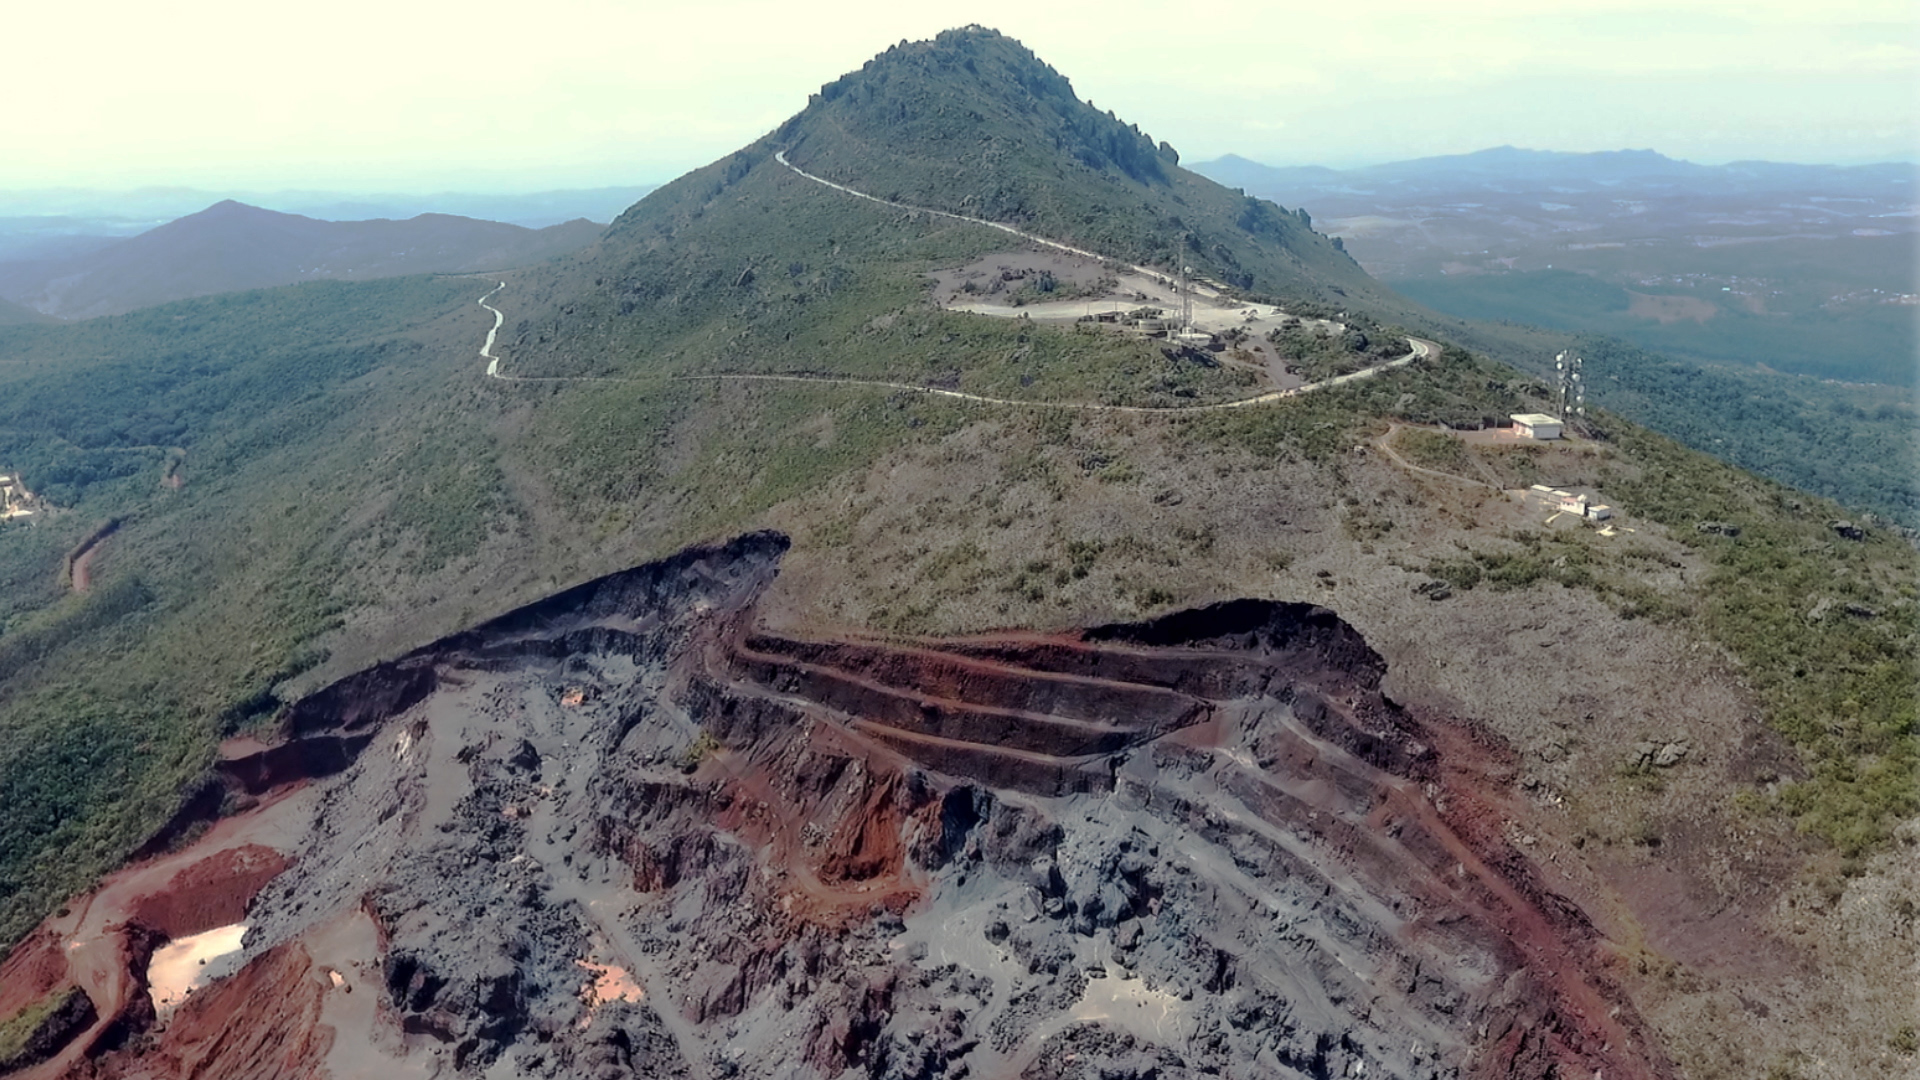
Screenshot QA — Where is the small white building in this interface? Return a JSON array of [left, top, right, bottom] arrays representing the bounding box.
[[1511, 413, 1563, 440], [1555, 492, 1616, 521]]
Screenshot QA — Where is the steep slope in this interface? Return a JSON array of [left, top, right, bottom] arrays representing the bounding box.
[[0, 535, 1673, 1080], [0, 202, 601, 319], [0, 26, 1913, 1080], [576, 27, 1391, 320]]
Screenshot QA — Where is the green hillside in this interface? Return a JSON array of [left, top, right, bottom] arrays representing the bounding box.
[[0, 34, 1913, 1074], [564, 27, 1392, 331], [0, 202, 603, 321], [1397, 264, 1916, 387]]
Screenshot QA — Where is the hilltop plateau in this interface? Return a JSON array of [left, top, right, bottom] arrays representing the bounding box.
[[0, 26, 1913, 1080]]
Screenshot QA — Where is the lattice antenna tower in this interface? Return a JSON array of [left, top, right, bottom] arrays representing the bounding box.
[[1179, 262, 1194, 333], [1555, 351, 1585, 426]]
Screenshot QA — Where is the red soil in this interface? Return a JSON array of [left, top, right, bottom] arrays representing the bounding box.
[[92, 940, 332, 1080], [0, 737, 315, 1080], [703, 603, 1676, 1080], [128, 846, 289, 940], [1407, 713, 1672, 1080], [0, 929, 72, 1020], [63, 520, 119, 594], [704, 720, 936, 926]]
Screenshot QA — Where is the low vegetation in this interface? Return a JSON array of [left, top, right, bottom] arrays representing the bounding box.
[[1574, 335, 1919, 529], [1428, 409, 1918, 855], [1264, 316, 1407, 382], [1397, 260, 1914, 387], [0, 988, 71, 1064], [0, 29, 1909, 997], [1606, 421, 1917, 857]]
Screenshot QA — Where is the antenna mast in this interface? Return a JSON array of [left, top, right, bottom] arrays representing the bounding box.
[[1179, 263, 1193, 333], [1554, 351, 1586, 430]]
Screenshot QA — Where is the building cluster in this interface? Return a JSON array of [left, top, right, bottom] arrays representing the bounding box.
[[1530, 485, 1613, 522], [1, 473, 36, 518], [1079, 309, 1222, 350]]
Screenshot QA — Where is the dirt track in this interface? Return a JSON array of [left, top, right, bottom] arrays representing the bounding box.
[[474, 277, 1433, 410], [0, 783, 310, 1080], [472, 154, 1434, 403], [64, 519, 120, 593]]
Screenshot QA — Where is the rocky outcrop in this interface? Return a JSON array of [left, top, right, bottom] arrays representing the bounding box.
[[21, 531, 1674, 1080], [0, 990, 95, 1075]]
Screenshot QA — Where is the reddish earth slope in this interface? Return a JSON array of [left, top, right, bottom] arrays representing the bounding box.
[[0, 532, 1673, 1080]]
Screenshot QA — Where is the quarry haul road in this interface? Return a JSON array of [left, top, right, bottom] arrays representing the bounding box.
[[475, 153, 1438, 403]]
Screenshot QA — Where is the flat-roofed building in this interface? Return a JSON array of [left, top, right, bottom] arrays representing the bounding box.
[[1511, 413, 1563, 440]]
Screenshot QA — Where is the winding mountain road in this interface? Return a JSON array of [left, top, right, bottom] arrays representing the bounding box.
[[474, 154, 1438, 408], [773, 151, 1171, 282], [674, 339, 1430, 414]]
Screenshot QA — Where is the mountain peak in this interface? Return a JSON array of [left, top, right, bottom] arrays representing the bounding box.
[[785, 25, 1179, 186], [199, 198, 268, 216], [607, 26, 1389, 327]]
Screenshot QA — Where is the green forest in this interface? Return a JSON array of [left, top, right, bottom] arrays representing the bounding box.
[[1397, 267, 1914, 387]]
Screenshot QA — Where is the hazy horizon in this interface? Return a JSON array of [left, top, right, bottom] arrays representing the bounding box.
[[5, 1, 1912, 195], [0, 143, 1911, 206]]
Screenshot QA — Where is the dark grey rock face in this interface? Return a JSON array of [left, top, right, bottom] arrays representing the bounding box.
[[218, 532, 1666, 1080]]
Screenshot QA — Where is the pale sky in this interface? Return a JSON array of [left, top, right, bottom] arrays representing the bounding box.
[[4, 0, 1914, 192]]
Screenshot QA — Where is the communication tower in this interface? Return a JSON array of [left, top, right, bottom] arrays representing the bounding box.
[[1555, 351, 1585, 427], [1181, 265, 1195, 332]]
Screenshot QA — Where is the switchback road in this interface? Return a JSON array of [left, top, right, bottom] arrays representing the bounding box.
[[475, 154, 1438, 407]]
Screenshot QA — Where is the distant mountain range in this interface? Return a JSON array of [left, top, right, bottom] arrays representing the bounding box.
[[0, 186, 654, 266], [1194, 146, 1914, 199], [0, 201, 605, 319], [0, 185, 654, 231]]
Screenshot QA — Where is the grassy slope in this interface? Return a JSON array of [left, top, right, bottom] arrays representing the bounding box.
[[0, 38, 1909, 1042], [0, 275, 509, 942]]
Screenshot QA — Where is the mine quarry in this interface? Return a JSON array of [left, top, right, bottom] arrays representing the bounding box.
[[0, 533, 1672, 1079]]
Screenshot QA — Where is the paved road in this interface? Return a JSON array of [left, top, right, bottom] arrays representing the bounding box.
[[478, 281, 505, 378], [674, 338, 1431, 414]]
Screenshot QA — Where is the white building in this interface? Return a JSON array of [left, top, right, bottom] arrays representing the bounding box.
[[1511, 413, 1563, 440]]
